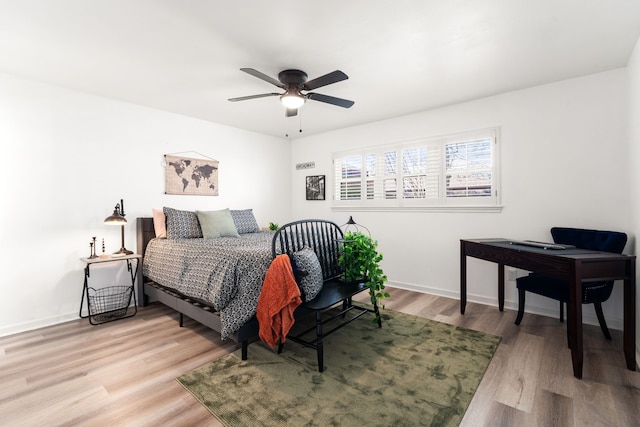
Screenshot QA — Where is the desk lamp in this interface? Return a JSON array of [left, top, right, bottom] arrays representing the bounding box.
[[104, 198, 133, 255]]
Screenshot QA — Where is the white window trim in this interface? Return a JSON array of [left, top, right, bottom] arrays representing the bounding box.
[[331, 127, 503, 213]]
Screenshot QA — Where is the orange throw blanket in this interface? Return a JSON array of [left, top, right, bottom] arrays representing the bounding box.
[[257, 254, 302, 349]]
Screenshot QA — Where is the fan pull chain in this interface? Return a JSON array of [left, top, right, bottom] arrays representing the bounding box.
[[284, 108, 303, 138], [299, 108, 303, 134]]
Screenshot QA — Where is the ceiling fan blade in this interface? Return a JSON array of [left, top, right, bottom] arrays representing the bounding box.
[[307, 92, 354, 108], [303, 70, 348, 91], [228, 93, 280, 102], [240, 68, 284, 88], [285, 108, 298, 117]]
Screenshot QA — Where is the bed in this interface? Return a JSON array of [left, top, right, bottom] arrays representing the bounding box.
[[135, 209, 274, 359]]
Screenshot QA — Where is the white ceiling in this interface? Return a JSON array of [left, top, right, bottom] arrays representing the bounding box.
[[1, 0, 639, 138]]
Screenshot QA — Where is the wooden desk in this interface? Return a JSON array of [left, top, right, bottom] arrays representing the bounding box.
[[460, 238, 636, 379]]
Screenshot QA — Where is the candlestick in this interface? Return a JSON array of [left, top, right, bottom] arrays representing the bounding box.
[[89, 236, 98, 259]]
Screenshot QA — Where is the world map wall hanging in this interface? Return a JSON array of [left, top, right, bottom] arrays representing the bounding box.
[[165, 154, 219, 196]]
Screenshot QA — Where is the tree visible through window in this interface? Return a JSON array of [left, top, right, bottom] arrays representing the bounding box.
[[445, 139, 493, 197]]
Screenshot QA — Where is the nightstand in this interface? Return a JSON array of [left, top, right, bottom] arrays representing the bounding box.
[[79, 254, 140, 325]]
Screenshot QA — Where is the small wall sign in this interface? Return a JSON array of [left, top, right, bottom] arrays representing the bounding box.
[[296, 162, 315, 170]]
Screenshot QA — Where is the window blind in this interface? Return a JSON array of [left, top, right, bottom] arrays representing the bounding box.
[[332, 127, 500, 209]]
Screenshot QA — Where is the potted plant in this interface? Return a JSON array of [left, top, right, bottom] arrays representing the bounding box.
[[339, 231, 390, 322]]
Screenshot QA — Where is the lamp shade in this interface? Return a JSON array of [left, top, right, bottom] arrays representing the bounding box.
[[341, 216, 370, 237], [104, 208, 126, 224], [104, 200, 127, 225]]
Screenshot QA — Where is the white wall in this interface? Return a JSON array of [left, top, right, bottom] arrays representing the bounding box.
[[627, 37, 640, 360], [0, 72, 291, 335], [1, 60, 635, 339], [291, 69, 631, 329]]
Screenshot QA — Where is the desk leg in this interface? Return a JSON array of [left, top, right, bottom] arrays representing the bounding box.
[[623, 261, 637, 371], [498, 263, 505, 312], [568, 263, 583, 379], [460, 241, 467, 314]]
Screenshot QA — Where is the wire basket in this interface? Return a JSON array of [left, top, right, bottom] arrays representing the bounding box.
[[87, 285, 133, 323]]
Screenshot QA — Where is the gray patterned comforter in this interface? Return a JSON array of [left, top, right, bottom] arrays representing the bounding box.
[[142, 231, 275, 339]]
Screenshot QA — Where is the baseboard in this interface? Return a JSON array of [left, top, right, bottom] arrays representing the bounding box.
[[386, 280, 624, 331], [0, 311, 79, 338], [4, 284, 639, 370]]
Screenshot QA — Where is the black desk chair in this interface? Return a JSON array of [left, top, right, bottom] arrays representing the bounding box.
[[271, 219, 381, 372], [514, 227, 627, 342]]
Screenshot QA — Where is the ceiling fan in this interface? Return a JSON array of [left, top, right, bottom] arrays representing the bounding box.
[[228, 68, 355, 117]]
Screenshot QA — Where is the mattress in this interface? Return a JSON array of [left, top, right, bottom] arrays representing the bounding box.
[[142, 231, 274, 339]]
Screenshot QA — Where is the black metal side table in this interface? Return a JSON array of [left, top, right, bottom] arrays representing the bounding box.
[[79, 254, 140, 325]]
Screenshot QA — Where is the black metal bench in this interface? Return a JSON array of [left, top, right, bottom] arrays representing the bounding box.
[[272, 219, 381, 372]]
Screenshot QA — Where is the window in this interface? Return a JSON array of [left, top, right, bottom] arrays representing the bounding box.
[[332, 128, 500, 211]]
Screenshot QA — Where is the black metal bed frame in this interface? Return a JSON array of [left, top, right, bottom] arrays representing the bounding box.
[[135, 217, 257, 359]]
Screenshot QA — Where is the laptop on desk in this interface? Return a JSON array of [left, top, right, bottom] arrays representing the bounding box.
[[510, 240, 576, 250]]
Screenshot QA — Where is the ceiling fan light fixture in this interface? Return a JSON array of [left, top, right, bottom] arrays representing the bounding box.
[[232, 68, 353, 116], [280, 92, 305, 109]]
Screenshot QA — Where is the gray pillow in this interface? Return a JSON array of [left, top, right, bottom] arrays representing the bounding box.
[[230, 209, 260, 234], [195, 209, 240, 238], [163, 207, 202, 239], [291, 247, 323, 302]]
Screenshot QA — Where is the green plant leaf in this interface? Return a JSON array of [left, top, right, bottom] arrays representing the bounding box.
[[338, 230, 390, 311]]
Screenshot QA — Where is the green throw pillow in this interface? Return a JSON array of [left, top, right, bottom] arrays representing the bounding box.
[[195, 209, 240, 238]]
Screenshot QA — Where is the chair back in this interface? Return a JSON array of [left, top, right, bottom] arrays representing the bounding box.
[[551, 227, 627, 303], [550, 227, 627, 253], [272, 219, 344, 280]]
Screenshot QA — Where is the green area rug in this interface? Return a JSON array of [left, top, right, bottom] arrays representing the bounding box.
[[177, 309, 500, 427]]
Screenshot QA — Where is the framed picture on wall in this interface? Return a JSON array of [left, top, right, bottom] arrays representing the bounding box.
[[306, 175, 325, 200], [165, 154, 219, 196]]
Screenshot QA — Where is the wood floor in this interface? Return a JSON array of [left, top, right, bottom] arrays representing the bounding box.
[[1, 287, 638, 426]]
